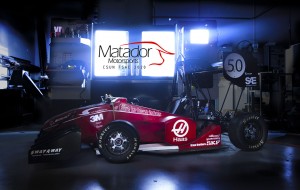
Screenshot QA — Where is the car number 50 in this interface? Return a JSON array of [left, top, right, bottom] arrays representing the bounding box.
[[224, 53, 246, 78]]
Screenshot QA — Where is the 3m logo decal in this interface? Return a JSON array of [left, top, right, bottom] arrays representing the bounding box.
[[90, 113, 104, 123], [171, 119, 189, 142]]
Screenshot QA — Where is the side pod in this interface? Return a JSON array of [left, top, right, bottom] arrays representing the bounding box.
[[28, 128, 81, 164]]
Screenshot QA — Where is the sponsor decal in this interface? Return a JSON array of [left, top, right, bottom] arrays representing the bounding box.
[[206, 140, 220, 145], [81, 108, 97, 115], [242, 115, 260, 124], [171, 119, 189, 142], [207, 134, 220, 140], [245, 72, 257, 86], [80, 108, 107, 116], [98, 41, 174, 70], [49, 113, 72, 127], [53, 26, 63, 37], [90, 113, 104, 123], [54, 114, 71, 123], [190, 134, 221, 147], [248, 139, 265, 149], [118, 103, 162, 116], [30, 148, 63, 157], [173, 137, 188, 142], [190, 143, 207, 147], [80, 107, 106, 116]]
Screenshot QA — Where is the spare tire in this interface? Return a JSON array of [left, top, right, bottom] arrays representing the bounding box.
[[228, 113, 268, 151]]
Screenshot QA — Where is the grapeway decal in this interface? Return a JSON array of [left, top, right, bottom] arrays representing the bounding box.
[[172, 119, 189, 142], [30, 148, 63, 157], [117, 103, 162, 116], [190, 134, 221, 147]]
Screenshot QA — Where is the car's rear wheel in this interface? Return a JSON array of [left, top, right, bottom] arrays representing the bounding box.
[[228, 113, 268, 151], [98, 123, 139, 163]]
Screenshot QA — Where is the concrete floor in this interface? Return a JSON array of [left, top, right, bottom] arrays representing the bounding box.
[[0, 124, 300, 190]]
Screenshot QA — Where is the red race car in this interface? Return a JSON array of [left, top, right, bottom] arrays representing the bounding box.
[[28, 93, 268, 164]]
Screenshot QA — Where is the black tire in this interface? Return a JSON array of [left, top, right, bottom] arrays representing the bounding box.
[[228, 113, 268, 151], [98, 123, 139, 163]]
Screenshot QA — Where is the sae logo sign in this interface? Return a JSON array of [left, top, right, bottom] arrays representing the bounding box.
[[223, 51, 259, 87], [245, 76, 257, 86]]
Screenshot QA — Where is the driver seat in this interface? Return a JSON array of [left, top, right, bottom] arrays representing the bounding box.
[[166, 96, 188, 115]]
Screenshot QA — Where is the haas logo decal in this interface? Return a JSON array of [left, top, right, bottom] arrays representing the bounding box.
[[171, 119, 189, 137]]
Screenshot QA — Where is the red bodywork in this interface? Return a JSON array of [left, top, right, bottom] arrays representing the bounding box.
[[42, 97, 222, 151]]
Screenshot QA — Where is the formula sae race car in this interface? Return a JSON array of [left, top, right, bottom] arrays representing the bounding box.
[[28, 93, 268, 164], [28, 49, 269, 164]]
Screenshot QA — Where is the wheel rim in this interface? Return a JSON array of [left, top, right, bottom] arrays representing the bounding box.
[[243, 120, 262, 143], [105, 130, 130, 155]]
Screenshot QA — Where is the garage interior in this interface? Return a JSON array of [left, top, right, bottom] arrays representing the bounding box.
[[0, 0, 300, 190]]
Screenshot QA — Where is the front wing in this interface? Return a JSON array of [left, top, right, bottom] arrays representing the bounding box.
[[28, 127, 81, 164]]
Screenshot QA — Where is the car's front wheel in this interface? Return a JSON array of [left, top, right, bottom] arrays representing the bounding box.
[[98, 123, 139, 163]]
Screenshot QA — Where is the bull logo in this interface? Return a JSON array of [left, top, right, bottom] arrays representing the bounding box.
[[121, 41, 175, 66]]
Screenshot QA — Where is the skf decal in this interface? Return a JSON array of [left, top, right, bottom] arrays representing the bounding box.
[[206, 140, 220, 145], [206, 134, 221, 145], [31, 148, 62, 156], [172, 119, 189, 142], [190, 134, 220, 147], [90, 113, 104, 123]]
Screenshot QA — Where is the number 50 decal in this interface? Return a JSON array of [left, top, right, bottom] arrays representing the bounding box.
[[224, 53, 246, 78]]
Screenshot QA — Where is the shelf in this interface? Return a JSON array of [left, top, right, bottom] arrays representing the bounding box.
[[50, 37, 91, 46], [47, 69, 84, 87]]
